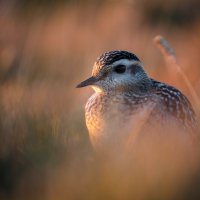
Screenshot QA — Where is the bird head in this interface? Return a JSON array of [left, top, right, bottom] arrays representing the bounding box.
[[76, 50, 152, 94]]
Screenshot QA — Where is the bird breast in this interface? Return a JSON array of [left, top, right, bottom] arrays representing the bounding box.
[[85, 92, 157, 149]]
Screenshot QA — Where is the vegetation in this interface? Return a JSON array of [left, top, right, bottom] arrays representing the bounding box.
[[0, 1, 200, 199]]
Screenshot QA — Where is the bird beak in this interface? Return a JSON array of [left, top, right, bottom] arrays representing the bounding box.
[[76, 76, 97, 88]]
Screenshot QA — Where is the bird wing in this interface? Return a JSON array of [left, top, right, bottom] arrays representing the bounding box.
[[150, 79, 196, 130]]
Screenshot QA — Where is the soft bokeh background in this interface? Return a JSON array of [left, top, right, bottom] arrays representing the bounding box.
[[0, 0, 200, 199]]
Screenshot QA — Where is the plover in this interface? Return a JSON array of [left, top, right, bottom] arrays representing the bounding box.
[[77, 50, 196, 150]]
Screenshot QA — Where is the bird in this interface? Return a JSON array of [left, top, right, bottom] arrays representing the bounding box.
[[76, 50, 196, 151]]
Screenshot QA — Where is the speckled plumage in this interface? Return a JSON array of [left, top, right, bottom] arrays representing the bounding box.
[[77, 50, 196, 149], [95, 50, 140, 69]]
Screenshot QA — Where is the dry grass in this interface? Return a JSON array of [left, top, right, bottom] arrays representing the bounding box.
[[0, 1, 200, 200]]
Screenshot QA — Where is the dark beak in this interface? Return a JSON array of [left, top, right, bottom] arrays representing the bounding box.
[[76, 76, 97, 88]]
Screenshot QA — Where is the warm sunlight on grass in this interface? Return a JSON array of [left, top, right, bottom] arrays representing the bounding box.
[[0, 0, 200, 199]]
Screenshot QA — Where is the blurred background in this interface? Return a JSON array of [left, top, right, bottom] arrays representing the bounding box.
[[0, 0, 200, 199]]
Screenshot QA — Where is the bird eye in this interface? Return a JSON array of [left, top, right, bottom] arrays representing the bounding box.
[[114, 65, 126, 74]]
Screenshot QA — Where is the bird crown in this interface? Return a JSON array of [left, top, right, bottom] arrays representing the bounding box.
[[92, 50, 140, 76]]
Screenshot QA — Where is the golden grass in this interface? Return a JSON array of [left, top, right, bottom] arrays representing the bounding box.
[[0, 1, 200, 200]]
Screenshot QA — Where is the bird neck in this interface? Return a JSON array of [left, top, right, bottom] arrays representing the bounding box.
[[92, 77, 153, 96], [111, 78, 152, 96]]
